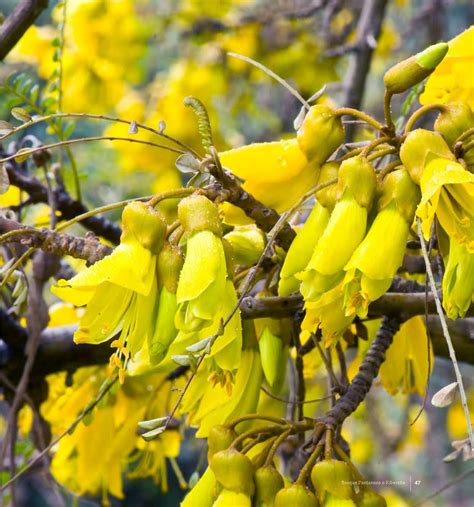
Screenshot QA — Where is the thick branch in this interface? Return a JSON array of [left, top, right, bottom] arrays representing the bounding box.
[[0, 218, 113, 264], [4, 162, 122, 244], [0, 0, 49, 61], [206, 161, 296, 250], [342, 0, 388, 140], [323, 316, 402, 427]]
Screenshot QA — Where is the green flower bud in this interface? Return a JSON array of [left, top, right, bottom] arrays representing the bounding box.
[[315, 162, 339, 210], [356, 489, 387, 507], [297, 105, 345, 164], [384, 42, 448, 94], [210, 448, 255, 496], [377, 169, 421, 223], [207, 425, 237, 462], [434, 102, 474, 148], [310, 459, 354, 503], [254, 466, 284, 507], [400, 129, 455, 184], [157, 243, 184, 294], [178, 194, 222, 236], [224, 227, 265, 267], [121, 201, 167, 253], [336, 157, 376, 208], [442, 238, 474, 320], [275, 485, 319, 507]]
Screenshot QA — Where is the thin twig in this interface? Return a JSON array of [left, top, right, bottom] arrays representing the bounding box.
[[417, 217, 473, 449]]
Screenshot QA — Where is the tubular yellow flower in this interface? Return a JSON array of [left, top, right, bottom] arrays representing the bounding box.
[[52, 202, 167, 363], [176, 195, 229, 332], [442, 237, 474, 319], [380, 316, 433, 396], [299, 157, 376, 300], [416, 158, 474, 249], [343, 169, 420, 318], [219, 139, 320, 224], [420, 26, 474, 108], [179, 347, 262, 437], [278, 162, 338, 296]]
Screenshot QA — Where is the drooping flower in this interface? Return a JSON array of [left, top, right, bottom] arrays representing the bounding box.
[[175, 195, 228, 332], [442, 237, 474, 319], [343, 169, 420, 318], [297, 156, 376, 341], [416, 158, 474, 250], [380, 316, 433, 396], [52, 201, 167, 378], [278, 162, 338, 296]]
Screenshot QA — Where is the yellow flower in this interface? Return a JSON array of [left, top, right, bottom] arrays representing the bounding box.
[[343, 169, 420, 318], [219, 139, 320, 224], [420, 26, 474, 108], [52, 202, 167, 376], [442, 237, 474, 319], [416, 158, 474, 250], [180, 347, 262, 437], [176, 229, 227, 332], [279, 201, 331, 296], [380, 316, 433, 396]]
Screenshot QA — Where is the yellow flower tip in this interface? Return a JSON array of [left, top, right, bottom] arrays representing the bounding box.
[[74, 328, 90, 344], [178, 194, 222, 236], [118, 368, 126, 385]]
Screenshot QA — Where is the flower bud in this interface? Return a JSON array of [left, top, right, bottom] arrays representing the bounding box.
[[207, 425, 237, 462], [356, 489, 387, 507], [310, 459, 354, 503], [254, 466, 284, 507], [224, 227, 265, 267], [297, 105, 345, 164], [384, 42, 448, 94], [210, 448, 255, 496], [400, 129, 455, 184], [315, 162, 339, 210], [213, 489, 251, 507], [157, 243, 184, 294], [377, 169, 420, 223], [336, 157, 376, 208], [121, 201, 167, 253], [274, 485, 318, 507], [434, 102, 474, 148], [178, 194, 222, 236]]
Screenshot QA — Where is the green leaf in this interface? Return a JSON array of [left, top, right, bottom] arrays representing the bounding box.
[[11, 107, 32, 123], [176, 152, 200, 174], [138, 416, 167, 431]]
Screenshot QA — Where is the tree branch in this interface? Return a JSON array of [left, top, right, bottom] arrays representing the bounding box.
[[0, 0, 49, 61], [342, 0, 388, 140], [0, 217, 113, 264], [4, 160, 122, 244]]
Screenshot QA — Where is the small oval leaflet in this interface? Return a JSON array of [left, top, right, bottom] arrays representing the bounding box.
[[431, 381, 458, 407], [11, 107, 32, 123], [176, 152, 200, 174]]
